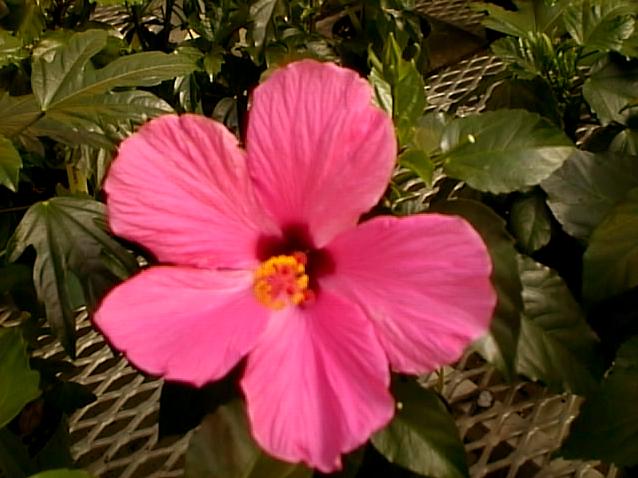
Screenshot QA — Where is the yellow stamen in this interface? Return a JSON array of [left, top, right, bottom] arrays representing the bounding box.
[[253, 253, 312, 310]]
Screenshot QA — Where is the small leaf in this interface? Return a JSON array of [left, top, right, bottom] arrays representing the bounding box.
[[371, 378, 468, 478], [584, 59, 638, 126], [440, 109, 574, 194], [541, 150, 638, 240], [516, 256, 603, 395], [368, 65, 392, 116], [0, 135, 22, 191], [7, 197, 138, 356], [385, 35, 426, 146], [184, 400, 311, 478], [475, 0, 570, 37], [583, 187, 638, 303], [0, 326, 40, 429], [398, 148, 434, 186], [560, 336, 638, 466], [0, 30, 28, 67], [412, 112, 450, 155], [510, 193, 552, 253], [432, 199, 522, 379]]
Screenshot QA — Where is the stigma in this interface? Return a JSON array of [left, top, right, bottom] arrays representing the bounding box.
[[253, 252, 314, 310]]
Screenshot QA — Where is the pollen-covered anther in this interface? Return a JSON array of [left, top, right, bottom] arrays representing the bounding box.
[[253, 253, 313, 310]]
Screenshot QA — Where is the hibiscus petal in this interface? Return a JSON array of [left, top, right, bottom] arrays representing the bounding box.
[[94, 266, 268, 387], [246, 60, 396, 247], [105, 114, 274, 268], [323, 214, 496, 374], [241, 291, 393, 472]]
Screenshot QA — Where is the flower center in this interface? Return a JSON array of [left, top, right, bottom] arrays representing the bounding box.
[[253, 252, 314, 310]]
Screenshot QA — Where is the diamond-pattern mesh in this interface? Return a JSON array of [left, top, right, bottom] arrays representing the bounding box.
[[4, 2, 620, 477]]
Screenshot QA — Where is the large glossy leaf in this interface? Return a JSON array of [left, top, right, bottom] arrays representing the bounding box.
[[510, 192, 552, 253], [0, 135, 22, 192], [0, 327, 40, 429], [54, 51, 200, 109], [31, 29, 195, 115], [49, 91, 172, 123], [7, 197, 138, 357], [184, 400, 311, 478], [440, 109, 574, 194], [0, 93, 41, 139], [563, 0, 636, 52], [371, 379, 468, 478], [31, 30, 108, 110], [584, 59, 638, 125], [560, 336, 638, 466], [583, 187, 638, 303], [475, 0, 570, 37], [541, 150, 638, 240], [432, 199, 522, 379], [516, 256, 602, 395]]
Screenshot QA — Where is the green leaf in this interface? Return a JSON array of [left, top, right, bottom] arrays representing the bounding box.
[[249, 0, 279, 50], [0, 135, 22, 192], [0, 30, 27, 67], [431, 199, 522, 379], [440, 109, 574, 194], [58, 50, 201, 106], [369, 35, 426, 146], [368, 65, 392, 116], [371, 379, 468, 478], [27, 470, 93, 478], [31, 29, 194, 127], [516, 256, 602, 395], [7, 197, 138, 356], [610, 128, 638, 154], [31, 30, 109, 111], [385, 35, 426, 145], [510, 193, 552, 253], [582, 187, 638, 303], [475, 0, 570, 37], [43, 91, 173, 131], [563, 0, 636, 53], [560, 336, 638, 466], [584, 59, 638, 125], [398, 148, 434, 186], [0, 93, 42, 138], [0, 426, 34, 478], [485, 78, 562, 127], [184, 400, 311, 478], [412, 112, 450, 155], [541, 150, 638, 240], [0, 326, 40, 429]]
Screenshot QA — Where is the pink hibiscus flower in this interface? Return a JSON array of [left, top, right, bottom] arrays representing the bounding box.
[[94, 60, 496, 472]]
